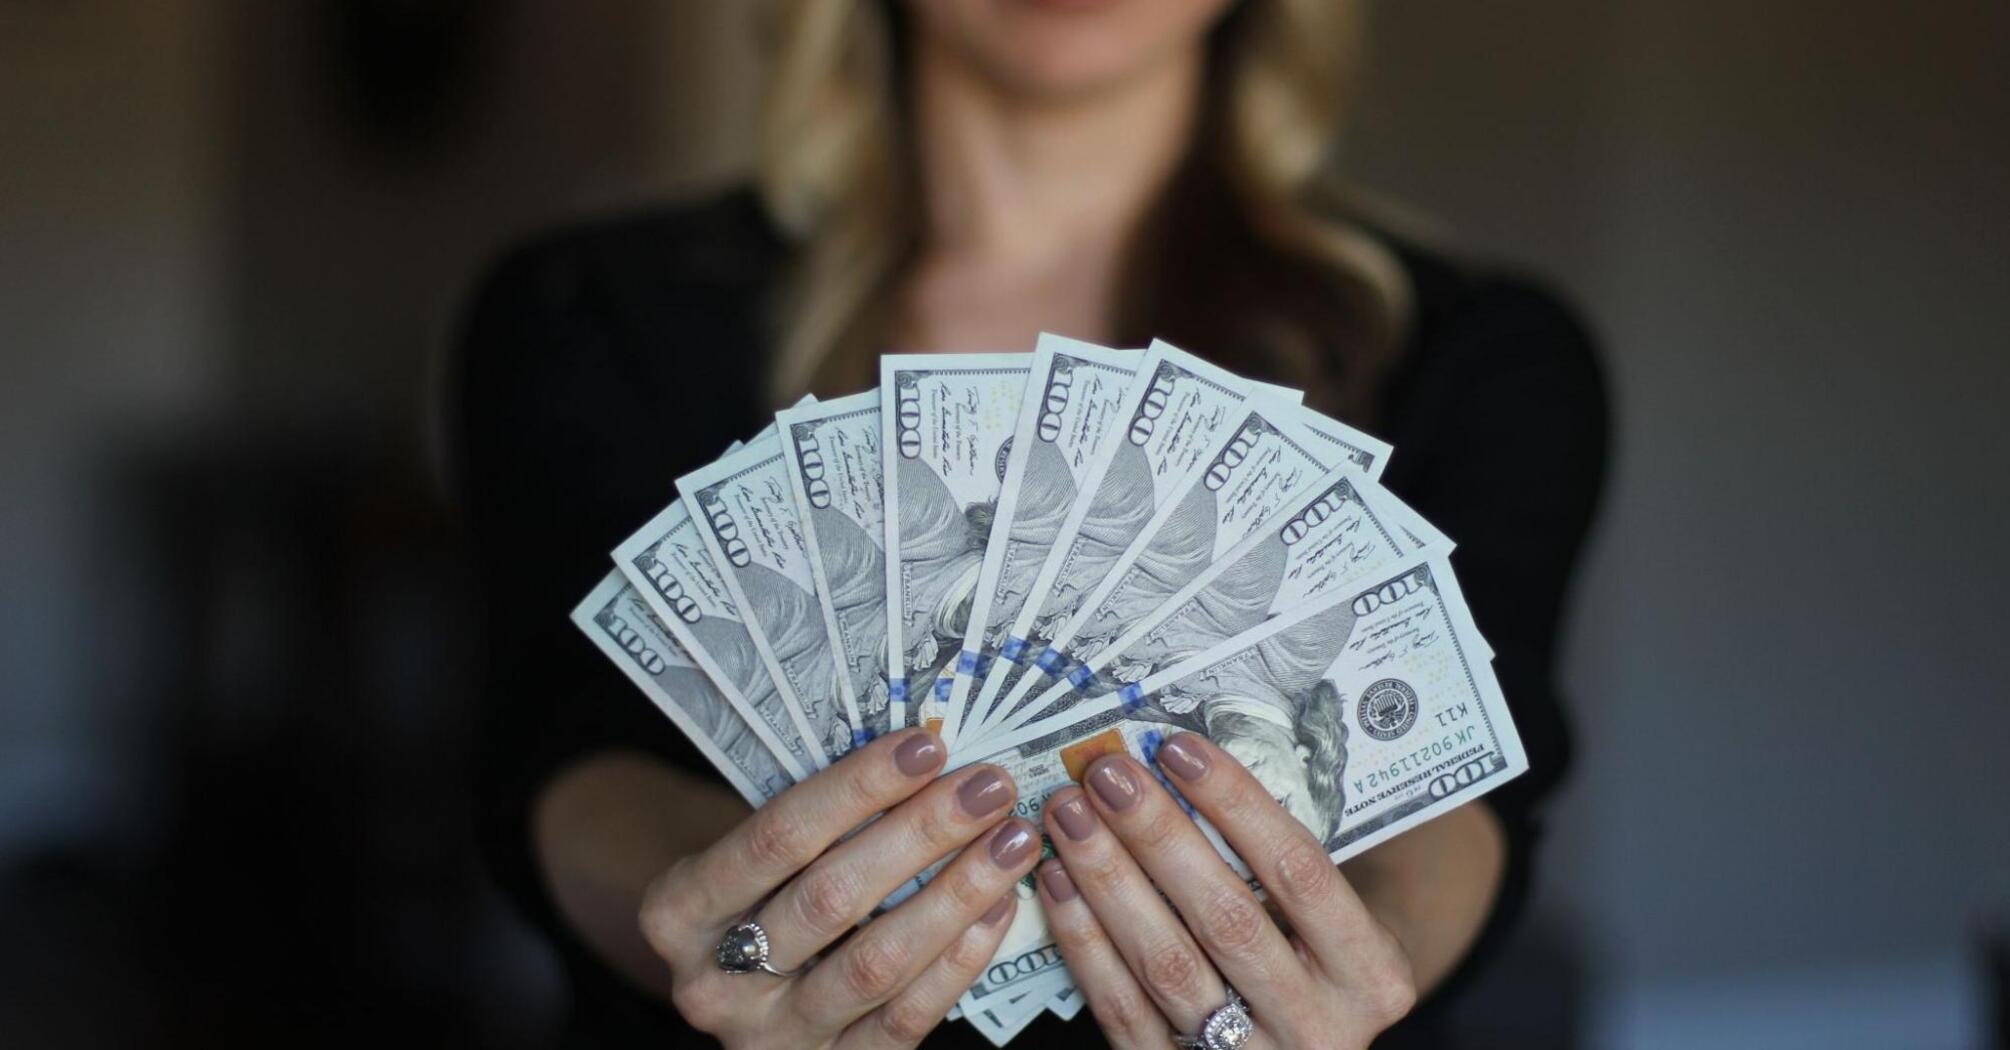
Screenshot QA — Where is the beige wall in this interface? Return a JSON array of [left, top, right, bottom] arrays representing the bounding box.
[[1353, 2, 2010, 1044]]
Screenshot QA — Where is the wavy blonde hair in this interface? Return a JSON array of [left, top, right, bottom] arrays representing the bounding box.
[[757, 0, 1410, 413]]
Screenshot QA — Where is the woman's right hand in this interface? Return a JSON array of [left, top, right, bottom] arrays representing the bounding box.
[[638, 728, 1041, 1049]]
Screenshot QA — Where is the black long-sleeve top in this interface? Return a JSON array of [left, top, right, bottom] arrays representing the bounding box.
[[448, 189, 1607, 1048]]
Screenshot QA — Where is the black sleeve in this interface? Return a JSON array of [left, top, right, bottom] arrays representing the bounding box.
[[1375, 271, 1610, 1002], [445, 233, 714, 941]]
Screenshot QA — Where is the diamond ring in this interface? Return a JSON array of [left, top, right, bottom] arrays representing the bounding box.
[[1173, 990, 1253, 1050]]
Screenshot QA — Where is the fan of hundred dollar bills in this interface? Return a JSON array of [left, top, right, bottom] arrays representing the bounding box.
[[572, 335, 1523, 1044]]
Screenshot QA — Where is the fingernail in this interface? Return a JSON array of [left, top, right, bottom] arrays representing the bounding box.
[[980, 896, 1013, 927], [1039, 861, 1078, 902], [1087, 758, 1140, 810], [1052, 792, 1098, 841], [1158, 734, 1210, 781], [989, 819, 1037, 868], [958, 768, 1012, 817], [894, 731, 943, 776]]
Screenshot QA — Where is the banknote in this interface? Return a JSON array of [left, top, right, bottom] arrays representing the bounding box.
[[678, 431, 860, 764], [1279, 409, 1444, 557], [954, 552, 1519, 991], [966, 982, 1068, 1047], [880, 353, 1034, 732], [1295, 403, 1393, 483], [974, 396, 1347, 742], [943, 336, 1140, 745], [588, 538, 1073, 1038], [1308, 482, 1480, 657], [1112, 551, 1522, 867], [778, 392, 893, 740], [949, 784, 1075, 1020], [977, 470, 1426, 753], [612, 496, 818, 779], [944, 719, 1173, 1009], [571, 573, 795, 805], [959, 342, 1282, 739], [866, 793, 1073, 1027]]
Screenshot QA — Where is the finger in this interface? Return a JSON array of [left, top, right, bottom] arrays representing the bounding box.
[[1040, 783, 1229, 1034], [1035, 860, 1174, 1050], [794, 818, 1043, 1032], [833, 892, 1019, 1050], [1075, 752, 1312, 1016], [669, 728, 947, 930], [755, 762, 1018, 970], [1151, 732, 1393, 980]]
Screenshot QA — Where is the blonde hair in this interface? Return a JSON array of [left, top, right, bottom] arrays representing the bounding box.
[[757, 0, 1409, 409]]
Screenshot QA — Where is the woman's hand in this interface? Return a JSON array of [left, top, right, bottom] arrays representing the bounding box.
[[1036, 732, 1418, 1049], [638, 728, 1043, 1050]]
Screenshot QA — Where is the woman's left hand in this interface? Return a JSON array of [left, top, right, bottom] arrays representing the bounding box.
[[1036, 732, 1417, 1050]]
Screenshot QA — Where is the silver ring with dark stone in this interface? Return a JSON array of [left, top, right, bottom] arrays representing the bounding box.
[[714, 919, 800, 978]]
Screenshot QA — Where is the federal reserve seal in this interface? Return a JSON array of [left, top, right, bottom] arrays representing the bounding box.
[[1357, 678, 1419, 741]]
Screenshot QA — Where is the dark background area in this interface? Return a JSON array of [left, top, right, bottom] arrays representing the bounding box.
[[3, 2, 2006, 1047]]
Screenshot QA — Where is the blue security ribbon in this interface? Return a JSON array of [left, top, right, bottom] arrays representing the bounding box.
[[1000, 637, 1028, 663], [889, 678, 908, 703], [1118, 684, 1146, 711], [956, 650, 981, 675], [851, 728, 873, 748], [1035, 648, 1069, 675], [1068, 665, 1097, 689], [933, 677, 953, 700]]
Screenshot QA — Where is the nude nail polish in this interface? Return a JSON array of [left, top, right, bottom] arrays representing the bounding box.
[[894, 731, 943, 776], [1087, 758, 1140, 810], [1052, 793, 1098, 841], [1158, 734, 1210, 781], [989, 819, 1037, 868], [1039, 862, 1078, 902], [980, 896, 1013, 926], [958, 768, 1012, 817]]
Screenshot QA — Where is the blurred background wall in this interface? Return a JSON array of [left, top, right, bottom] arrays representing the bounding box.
[[2, 2, 2005, 1047]]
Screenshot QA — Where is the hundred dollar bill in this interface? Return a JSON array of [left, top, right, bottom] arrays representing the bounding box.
[[868, 797, 1073, 1027], [880, 353, 1034, 732], [965, 983, 1062, 1047], [1298, 475, 1482, 660], [978, 469, 1425, 753], [950, 811, 1074, 1022], [1296, 404, 1393, 483], [942, 336, 1140, 745], [959, 552, 1519, 988], [1047, 407, 1332, 669], [1126, 552, 1519, 865], [1276, 418, 1473, 655], [778, 392, 893, 740], [1289, 408, 1457, 564], [679, 430, 860, 764], [572, 572, 795, 805], [975, 396, 1353, 742], [944, 718, 1174, 1011], [613, 496, 819, 778], [961, 342, 1288, 740]]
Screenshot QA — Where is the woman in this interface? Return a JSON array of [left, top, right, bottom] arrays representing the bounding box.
[[452, 0, 1606, 1046]]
